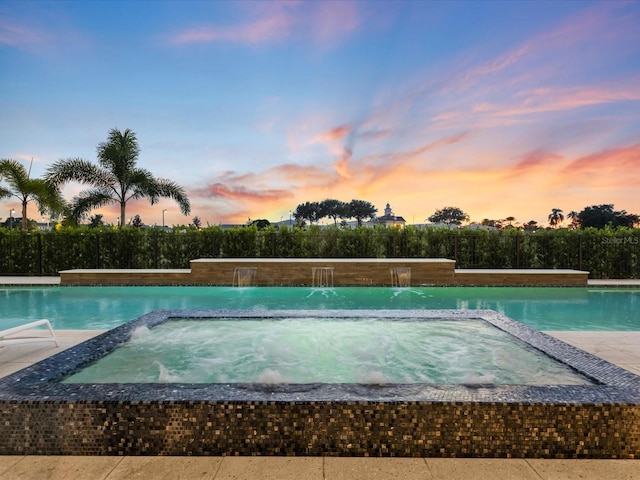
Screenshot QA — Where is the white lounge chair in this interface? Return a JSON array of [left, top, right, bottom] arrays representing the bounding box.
[[0, 319, 59, 348]]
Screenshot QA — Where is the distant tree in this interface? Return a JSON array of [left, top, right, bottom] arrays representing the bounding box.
[[319, 199, 348, 225], [293, 213, 306, 228], [347, 199, 377, 226], [576, 204, 638, 229], [250, 219, 270, 229], [428, 207, 469, 226], [548, 208, 564, 228], [88, 214, 105, 228], [59, 210, 79, 228], [46, 128, 190, 228], [481, 218, 503, 229], [130, 214, 144, 228], [567, 211, 579, 229], [293, 201, 321, 226], [523, 220, 538, 232], [192, 216, 202, 228], [504, 216, 516, 227], [0, 158, 65, 229]]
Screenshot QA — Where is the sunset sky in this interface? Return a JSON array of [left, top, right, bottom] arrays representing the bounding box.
[[1, 0, 639, 227]]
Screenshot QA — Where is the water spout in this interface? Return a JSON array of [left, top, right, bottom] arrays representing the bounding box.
[[391, 267, 411, 287], [233, 267, 257, 287], [312, 267, 334, 288]]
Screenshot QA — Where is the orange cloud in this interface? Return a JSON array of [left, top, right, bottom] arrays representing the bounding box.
[[252, 140, 638, 226], [312, 124, 352, 143], [268, 163, 337, 186], [62, 140, 639, 227], [333, 148, 353, 179]]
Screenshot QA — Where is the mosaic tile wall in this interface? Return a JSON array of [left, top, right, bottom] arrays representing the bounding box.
[[1, 309, 639, 458], [1, 400, 639, 457]]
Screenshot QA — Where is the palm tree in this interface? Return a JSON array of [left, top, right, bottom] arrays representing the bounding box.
[[548, 208, 564, 228], [46, 128, 190, 227], [0, 158, 65, 229], [567, 210, 579, 229]]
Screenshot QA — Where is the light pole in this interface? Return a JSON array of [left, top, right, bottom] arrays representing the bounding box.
[[289, 210, 292, 228], [162, 209, 167, 229], [9, 208, 15, 228]]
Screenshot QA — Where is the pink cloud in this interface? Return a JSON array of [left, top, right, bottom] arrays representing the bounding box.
[[564, 143, 640, 183], [503, 150, 564, 179], [170, 12, 293, 45], [500, 84, 640, 117], [307, 1, 360, 45], [435, 1, 638, 104], [168, 1, 361, 47], [193, 183, 293, 202], [0, 19, 50, 47]]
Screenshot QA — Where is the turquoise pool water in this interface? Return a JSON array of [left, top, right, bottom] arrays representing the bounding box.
[[1, 286, 639, 331]]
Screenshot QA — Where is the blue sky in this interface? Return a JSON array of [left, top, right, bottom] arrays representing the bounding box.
[[1, 0, 639, 226]]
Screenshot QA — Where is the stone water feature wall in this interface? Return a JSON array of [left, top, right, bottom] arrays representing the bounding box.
[[59, 258, 590, 286]]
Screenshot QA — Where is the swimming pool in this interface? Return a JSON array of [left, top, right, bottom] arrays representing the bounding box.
[[1, 286, 639, 331]]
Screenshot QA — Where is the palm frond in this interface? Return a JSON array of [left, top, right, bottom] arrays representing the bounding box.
[[155, 178, 191, 215], [30, 179, 67, 217], [123, 170, 190, 215], [45, 158, 114, 190], [71, 188, 117, 217], [0, 158, 30, 192], [97, 128, 140, 176], [124, 168, 158, 202]]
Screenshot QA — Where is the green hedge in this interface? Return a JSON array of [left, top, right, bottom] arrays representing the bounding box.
[[1, 225, 638, 279]]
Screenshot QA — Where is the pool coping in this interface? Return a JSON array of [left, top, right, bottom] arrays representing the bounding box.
[[2, 276, 640, 287], [1, 309, 638, 403]]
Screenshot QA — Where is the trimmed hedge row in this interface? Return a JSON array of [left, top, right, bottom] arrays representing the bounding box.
[[1, 225, 638, 279]]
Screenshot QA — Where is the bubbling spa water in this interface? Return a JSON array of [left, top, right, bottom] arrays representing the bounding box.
[[64, 317, 590, 385]]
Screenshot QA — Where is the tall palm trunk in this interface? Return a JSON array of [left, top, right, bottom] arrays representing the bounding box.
[[21, 200, 28, 229], [120, 202, 126, 228]]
